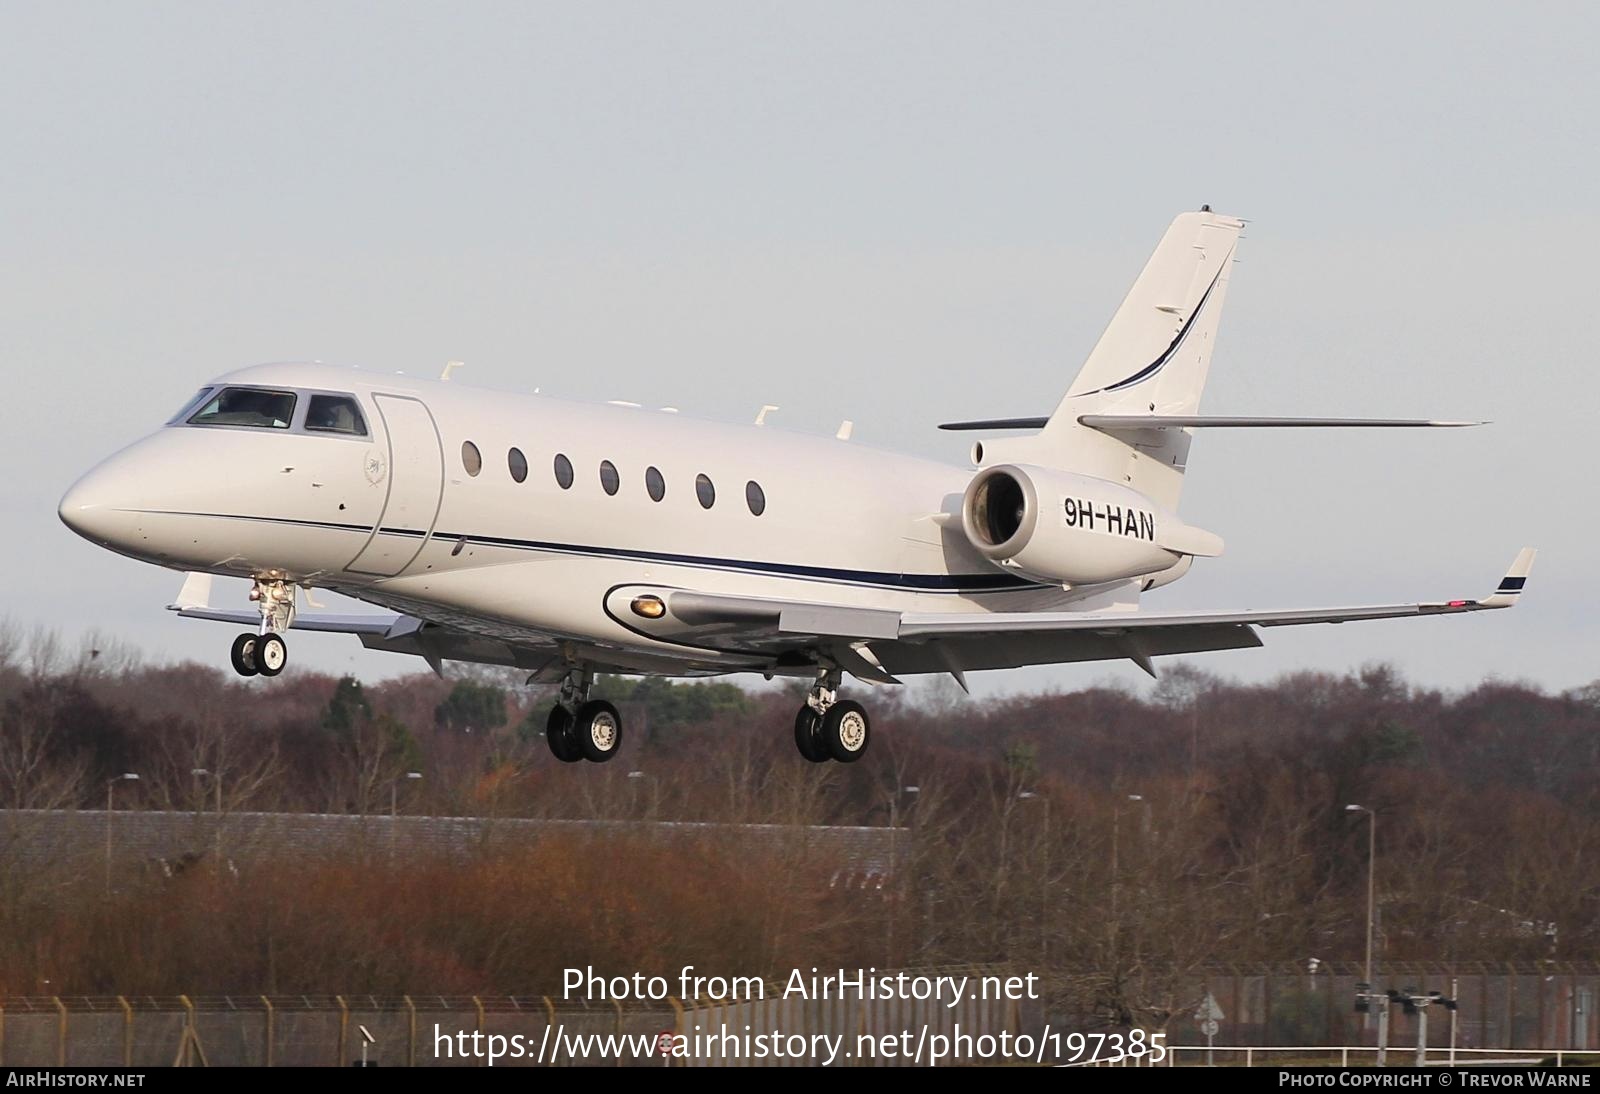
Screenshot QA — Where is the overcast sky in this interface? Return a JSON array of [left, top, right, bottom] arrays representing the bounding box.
[[3, 2, 1594, 697]]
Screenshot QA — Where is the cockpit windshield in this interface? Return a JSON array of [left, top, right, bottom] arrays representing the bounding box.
[[187, 387, 297, 429], [168, 388, 215, 424]]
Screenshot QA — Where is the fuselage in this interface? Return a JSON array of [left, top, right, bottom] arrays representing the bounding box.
[[59, 362, 1081, 675]]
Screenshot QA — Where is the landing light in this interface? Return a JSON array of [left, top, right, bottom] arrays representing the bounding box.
[[630, 595, 666, 620]]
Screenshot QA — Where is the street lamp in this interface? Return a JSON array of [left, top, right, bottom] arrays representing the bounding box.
[[191, 768, 223, 861], [1019, 791, 1051, 965], [889, 786, 922, 874], [887, 786, 921, 963], [189, 767, 224, 814], [890, 785, 922, 830], [104, 773, 139, 897], [1110, 794, 1144, 923], [1346, 804, 1377, 988], [390, 771, 423, 858]]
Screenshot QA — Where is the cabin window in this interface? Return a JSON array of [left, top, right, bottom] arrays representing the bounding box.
[[462, 441, 482, 476], [187, 387, 296, 430], [508, 447, 528, 483], [554, 453, 574, 489], [304, 394, 368, 436], [695, 473, 715, 509], [746, 480, 766, 516], [599, 460, 620, 496], [645, 466, 666, 502]]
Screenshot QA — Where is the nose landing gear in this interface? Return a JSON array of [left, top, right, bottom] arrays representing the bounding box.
[[229, 632, 288, 678], [545, 668, 623, 764], [228, 577, 296, 679]]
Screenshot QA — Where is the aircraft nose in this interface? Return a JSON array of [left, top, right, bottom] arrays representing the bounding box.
[[59, 461, 139, 547]]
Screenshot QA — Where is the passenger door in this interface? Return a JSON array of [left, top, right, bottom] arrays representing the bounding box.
[[346, 395, 444, 577]]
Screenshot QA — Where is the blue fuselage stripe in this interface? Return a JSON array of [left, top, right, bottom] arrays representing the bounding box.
[[143, 509, 1046, 593]]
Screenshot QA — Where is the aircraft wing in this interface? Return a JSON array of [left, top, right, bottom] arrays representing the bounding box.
[[167, 573, 578, 678], [164, 550, 1532, 683], [171, 605, 402, 635], [658, 549, 1535, 682], [168, 573, 402, 635]]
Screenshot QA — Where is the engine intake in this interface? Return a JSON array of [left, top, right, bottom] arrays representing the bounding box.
[[960, 464, 1220, 586], [968, 468, 1029, 549]]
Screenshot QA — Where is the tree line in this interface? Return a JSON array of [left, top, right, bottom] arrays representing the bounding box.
[[2, 622, 1598, 1022]]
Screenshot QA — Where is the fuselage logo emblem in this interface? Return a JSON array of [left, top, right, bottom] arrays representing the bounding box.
[[364, 451, 387, 484]]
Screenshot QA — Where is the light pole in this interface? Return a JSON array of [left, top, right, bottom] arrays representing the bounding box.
[[1346, 805, 1377, 989], [1110, 794, 1143, 923], [104, 773, 139, 896], [192, 768, 223, 862], [390, 771, 422, 858], [628, 770, 647, 819], [887, 785, 920, 964], [1019, 791, 1051, 965], [1107, 790, 1145, 959]]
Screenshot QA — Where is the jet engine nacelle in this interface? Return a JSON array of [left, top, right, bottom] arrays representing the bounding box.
[[960, 464, 1222, 587]]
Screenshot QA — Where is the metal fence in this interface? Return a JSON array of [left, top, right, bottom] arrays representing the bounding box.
[[3, 967, 1597, 1066], [0, 996, 668, 1068], [0, 987, 1029, 1068], [0, 809, 898, 881], [1161, 968, 1600, 1054]]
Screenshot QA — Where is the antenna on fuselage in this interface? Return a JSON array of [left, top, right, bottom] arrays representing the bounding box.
[[754, 405, 780, 426], [835, 420, 854, 441], [439, 360, 465, 382]]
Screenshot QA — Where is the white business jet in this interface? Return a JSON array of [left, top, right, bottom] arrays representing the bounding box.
[[59, 209, 1533, 766]]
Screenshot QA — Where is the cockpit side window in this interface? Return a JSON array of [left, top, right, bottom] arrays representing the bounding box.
[[187, 387, 297, 429], [304, 394, 369, 436]]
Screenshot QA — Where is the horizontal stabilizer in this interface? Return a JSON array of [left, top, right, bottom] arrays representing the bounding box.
[[1080, 415, 1486, 431], [939, 417, 1050, 432], [939, 415, 1484, 432]]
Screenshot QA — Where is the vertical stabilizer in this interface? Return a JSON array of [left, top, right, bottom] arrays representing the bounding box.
[[1032, 209, 1244, 509]]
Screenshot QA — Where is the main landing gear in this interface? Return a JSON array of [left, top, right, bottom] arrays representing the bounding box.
[[794, 670, 870, 764], [545, 669, 623, 764], [229, 577, 295, 679]]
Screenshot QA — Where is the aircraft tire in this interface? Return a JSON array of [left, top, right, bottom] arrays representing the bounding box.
[[229, 633, 260, 677], [820, 700, 870, 763], [794, 706, 830, 763], [575, 699, 623, 763], [546, 706, 583, 763], [256, 633, 287, 677]]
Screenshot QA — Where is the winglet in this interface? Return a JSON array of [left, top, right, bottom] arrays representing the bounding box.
[[169, 572, 214, 611], [1479, 548, 1536, 608]]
